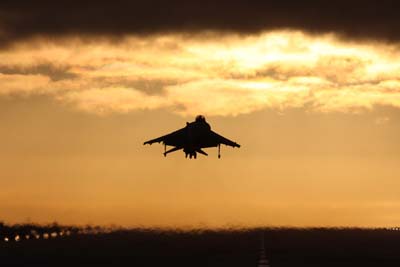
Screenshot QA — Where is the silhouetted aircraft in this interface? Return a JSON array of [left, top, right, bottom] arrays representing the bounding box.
[[144, 115, 240, 159]]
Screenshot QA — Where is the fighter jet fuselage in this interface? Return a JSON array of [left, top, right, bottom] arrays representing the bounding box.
[[182, 119, 211, 158]]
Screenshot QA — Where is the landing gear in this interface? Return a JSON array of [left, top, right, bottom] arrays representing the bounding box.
[[218, 144, 221, 159], [188, 152, 197, 159]]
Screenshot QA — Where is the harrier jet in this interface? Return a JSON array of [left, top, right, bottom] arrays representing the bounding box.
[[143, 115, 240, 159]]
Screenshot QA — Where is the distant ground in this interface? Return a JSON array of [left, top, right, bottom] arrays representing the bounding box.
[[1, 224, 400, 266]]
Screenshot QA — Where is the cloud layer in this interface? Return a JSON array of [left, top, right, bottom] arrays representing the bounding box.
[[1, 1, 400, 45], [1, 31, 400, 116]]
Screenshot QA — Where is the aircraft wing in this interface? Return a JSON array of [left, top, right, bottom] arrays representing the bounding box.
[[201, 130, 240, 148], [143, 127, 186, 147]]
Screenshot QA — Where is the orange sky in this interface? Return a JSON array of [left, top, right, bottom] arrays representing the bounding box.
[[1, 31, 400, 228]]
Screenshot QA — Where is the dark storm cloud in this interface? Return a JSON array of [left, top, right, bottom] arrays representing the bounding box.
[[0, 0, 400, 45]]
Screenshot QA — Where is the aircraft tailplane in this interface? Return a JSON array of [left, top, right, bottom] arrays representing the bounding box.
[[163, 147, 182, 156], [196, 149, 208, 156]]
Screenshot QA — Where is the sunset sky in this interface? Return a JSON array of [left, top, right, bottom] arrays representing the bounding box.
[[1, 1, 400, 228]]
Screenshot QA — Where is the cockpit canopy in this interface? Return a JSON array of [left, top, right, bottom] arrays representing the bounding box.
[[195, 115, 206, 123]]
